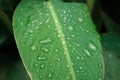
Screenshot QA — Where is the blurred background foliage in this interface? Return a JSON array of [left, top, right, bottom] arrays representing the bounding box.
[[0, 0, 120, 80]]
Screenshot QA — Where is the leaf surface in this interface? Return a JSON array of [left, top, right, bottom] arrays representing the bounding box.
[[13, 0, 104, 80]]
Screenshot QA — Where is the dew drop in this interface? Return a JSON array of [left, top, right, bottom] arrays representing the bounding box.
[[78, 18, 83, 22], [89, 43, 96, 51], [41, 47, 49, 53], [60, 71, 63, 74], [34, 63, 38, 68], [55, 49, 58, 52], [31, 45, 36, 51], [80, 66, 83, 70], [83, 49, 91, 57], [48, 73, 52, 78], [40, 38, 52, 44], [76, 56, 80, 60], [37, 56, 47, 61], [21, 22, 23, 25], [98, 78, 102, 80], [67, 64, 70, 68], [57, 58, 61, 62], [39, 75, 43, 79], [40, 64, 45, 69], [68, 26, 74, 31], [28, 30, 33, 34], [71, 35, 75, 37], [98, 63, 102, 68], [62, 41, 66, 45], [20, 8, 23, 11]]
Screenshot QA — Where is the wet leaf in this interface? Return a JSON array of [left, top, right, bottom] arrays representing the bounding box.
[[103, 48, 120, 80], [13, 0, 104, 80], [101, 33, 120, 56]]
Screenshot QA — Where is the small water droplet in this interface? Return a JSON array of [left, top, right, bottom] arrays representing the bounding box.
[[60, 71, 63, 74], [57, 58, 61, 62], [34, 63, 38, 68], [71, 35, 75, 37], [41, 47, 49, 53], [62, 41, 65, 45], [108, 54, 112, 58], [39, 75, 43, 79], [67, 76, 70, 79], [31, 45, 36, 51], [76, 56, 80, 60], [40, 38, 52, 44], [78, 18, 83, 22], [83, 49, 91, 57], [89, 43, 96, 51], [76, 70, 80, 73], [85, 72, 88, 75], [40, 64, 45, 69], [21, 22, 23, 25], [28, 30, 33, 34], [98, 63, 102, 68], [98, 78, 102, 80], [81, 56, 84, 60], [55, 49, 58, 52], [67, 64, 70, 68], [20, 8, 23, 11], [68, 26, 74, 31], [80, 66, 83, 70], [37, 56, 47, 61], [48, 73, 52, 78]]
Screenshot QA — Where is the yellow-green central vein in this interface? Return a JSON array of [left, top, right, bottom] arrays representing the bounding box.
[[46, 1, 76, 80]]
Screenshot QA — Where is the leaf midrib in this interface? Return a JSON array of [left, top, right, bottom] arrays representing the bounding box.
[[46, 1, 76, 80]]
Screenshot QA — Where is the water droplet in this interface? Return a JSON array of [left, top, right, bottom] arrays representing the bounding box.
[[71, 35, 75, 37], [68, 26, 74, 31], [89, 43, 96, 51], [76, 56, 80, 60], [67, 64, 70, 68], [78, 18, 83, 22], [76, 70, 80, 73], [80, 66, 83, 70], [48, 73, 52, 78], [76, 43, 80, 46], [85, 72, 88, 75], [98, 78, 102, 80], [81, 56, 84, 60], [55, 49, 58, 52], [60, 71, 63, 74], [39, 75, 43, 79], [37, 56, 47, 61], [34, 63, 38, 68], [31, 45, 36, 51], [98, 63, 102, 68], [67, 76, 70, 79], [108, 54, 112, 58], [20, 8, 23, 11], [21, 22, 23, 25], [83, 49, 91, 57], [40, 64, 45, 69], [41, 47, 49, 53], [57, 58, 61, 62], [28, 30, 33, 34], [62, 41, 65, 45], [40, 38, 52, 44]]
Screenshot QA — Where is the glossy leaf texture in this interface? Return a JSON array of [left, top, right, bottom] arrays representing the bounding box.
[[13, 0, 104, 80]]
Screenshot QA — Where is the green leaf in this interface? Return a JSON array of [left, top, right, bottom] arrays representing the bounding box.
[[101, 33, 120, 56], [13, 0, 104, 80], [103, 48, 120, 80]]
